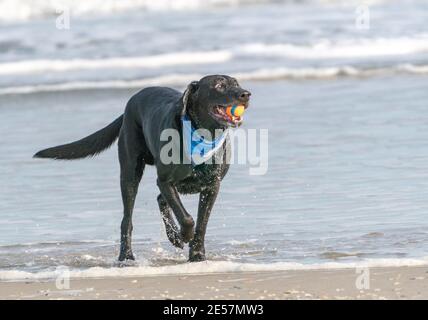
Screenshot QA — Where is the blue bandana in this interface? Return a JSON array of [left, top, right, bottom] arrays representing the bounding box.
[[182, 114, 228, 166]]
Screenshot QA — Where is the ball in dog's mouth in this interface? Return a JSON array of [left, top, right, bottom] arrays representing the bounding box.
[[210, 104, 245, 126]]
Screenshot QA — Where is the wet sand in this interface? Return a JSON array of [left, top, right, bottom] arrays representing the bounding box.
[[1, 266, 427, 300]]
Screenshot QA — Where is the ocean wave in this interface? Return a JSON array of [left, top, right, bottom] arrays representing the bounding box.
[[1, 37, 427, 76], [0, 64, 427, 95], [0, 0, 316, 23], [1, 257, 427, 281], [0, 51, 232, 76], [240, 37, 428, 59], [0, 73, 199, 95]]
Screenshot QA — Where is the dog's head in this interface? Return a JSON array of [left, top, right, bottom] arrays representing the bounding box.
[[183, 75, 251, 129]]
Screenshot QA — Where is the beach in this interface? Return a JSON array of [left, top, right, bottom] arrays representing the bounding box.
[[1, 266, 427, 300]]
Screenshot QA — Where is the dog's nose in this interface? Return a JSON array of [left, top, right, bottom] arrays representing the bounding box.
[[239, 91, 251, 102]]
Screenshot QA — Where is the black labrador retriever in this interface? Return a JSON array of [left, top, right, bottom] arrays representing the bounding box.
[[34, 75, 251, 262]]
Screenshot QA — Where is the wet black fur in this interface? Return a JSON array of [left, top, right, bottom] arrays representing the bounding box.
[[34, 75, 251, 262]]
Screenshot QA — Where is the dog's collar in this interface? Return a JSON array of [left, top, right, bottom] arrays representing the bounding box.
[[181, 114, 228, 166]]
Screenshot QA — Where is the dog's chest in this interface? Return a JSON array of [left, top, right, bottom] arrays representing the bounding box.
[[176, 163, 223, 194]]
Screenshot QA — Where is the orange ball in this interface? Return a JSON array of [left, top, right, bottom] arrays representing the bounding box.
[[226, 105, 245, 117]]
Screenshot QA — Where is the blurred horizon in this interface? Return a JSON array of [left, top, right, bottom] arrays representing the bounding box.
[[0, 0, 399, 24]]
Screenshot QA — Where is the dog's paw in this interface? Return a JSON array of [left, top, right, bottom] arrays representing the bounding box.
[[166, 229, 184, 249], [188, 251, 206, 262], [118, 251, 135, 262], [164, 219, 184, 249]]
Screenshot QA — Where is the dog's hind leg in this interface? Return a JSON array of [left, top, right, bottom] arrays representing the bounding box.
[[189, 182, 220, 262], [119, 159, 145, 261], [157, 194, 184, 249], [118, 127, 146, 261]]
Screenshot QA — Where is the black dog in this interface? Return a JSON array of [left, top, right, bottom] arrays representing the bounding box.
[[34, 75, 251, 262]]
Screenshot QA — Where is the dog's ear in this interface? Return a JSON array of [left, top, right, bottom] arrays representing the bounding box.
[[181, 81, 199, 116], [188, 80, 199, 93]]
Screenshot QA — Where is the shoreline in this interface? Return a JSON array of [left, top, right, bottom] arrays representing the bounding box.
[[1, 266, 427, 300]]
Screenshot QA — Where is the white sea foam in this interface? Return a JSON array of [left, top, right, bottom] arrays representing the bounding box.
[[0, 73, 200, 95], [1, 257, 427, 281], [226, 239, 259, 245], [399, 63, 428, 74], [1, 64, 427, 96]]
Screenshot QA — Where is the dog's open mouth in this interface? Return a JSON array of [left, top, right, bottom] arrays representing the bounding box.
[[209, 104, 244, 126]]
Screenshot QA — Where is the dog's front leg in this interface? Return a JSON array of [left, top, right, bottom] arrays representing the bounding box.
[[157, 179, 195, 243], [189, 182, 220, 262]]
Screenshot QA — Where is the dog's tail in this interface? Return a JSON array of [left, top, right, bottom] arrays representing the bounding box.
[[34, 115, 123, 160]]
